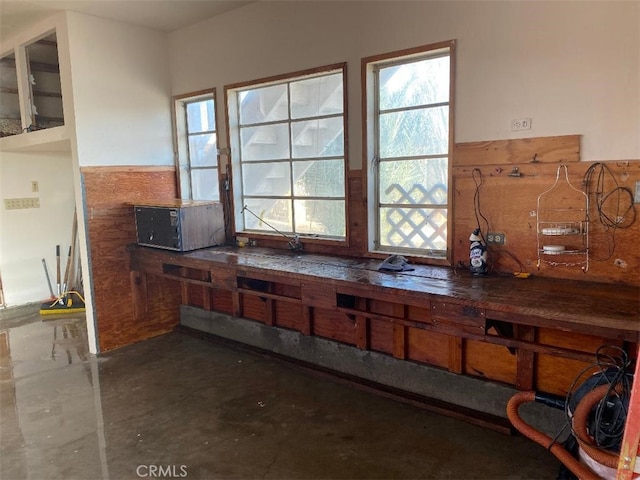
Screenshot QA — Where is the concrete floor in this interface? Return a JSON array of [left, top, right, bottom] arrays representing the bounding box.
[[1, 308, 562, 479]]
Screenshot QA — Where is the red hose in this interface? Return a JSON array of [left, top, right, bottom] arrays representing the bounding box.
[[507, 391, 601, 480]]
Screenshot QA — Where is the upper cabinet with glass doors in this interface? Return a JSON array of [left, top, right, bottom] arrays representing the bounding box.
[[0, 31, 64, 138]]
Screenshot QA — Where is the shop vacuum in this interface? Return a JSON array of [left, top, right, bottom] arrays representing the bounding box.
[[507, 346, 636, 480]]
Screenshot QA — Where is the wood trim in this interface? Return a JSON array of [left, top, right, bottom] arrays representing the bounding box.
[[453, 134, 580, 167], [224, 62, 347, 92], [360, 39, 456, 66], [449, 336, 463, 374], [223, 63, 349, 249], [172, 88, 216, 102], [81, 165, 176, 174], [393, 324, 407, 359]]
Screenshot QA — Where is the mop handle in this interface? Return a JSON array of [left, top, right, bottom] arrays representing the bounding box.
[[56, 245, 61, 296], [41, 258, 54, 297]]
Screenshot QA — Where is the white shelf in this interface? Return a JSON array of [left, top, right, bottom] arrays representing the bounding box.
[[0, 125, 70, 153]]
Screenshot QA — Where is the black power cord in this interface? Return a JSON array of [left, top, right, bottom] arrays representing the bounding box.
[[564, 345, 632, 453], [583, 163, 636, 261]]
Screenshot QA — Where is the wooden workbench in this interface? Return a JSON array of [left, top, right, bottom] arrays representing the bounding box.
[[129, 245, 639, 396]]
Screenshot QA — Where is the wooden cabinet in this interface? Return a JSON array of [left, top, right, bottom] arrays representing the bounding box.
[[0, 32, 64, 137], [130, 246, 639, 398]]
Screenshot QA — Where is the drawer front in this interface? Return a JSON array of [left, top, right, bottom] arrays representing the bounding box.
[[431, 301, 486, 339], [211, 267, 236, 290]]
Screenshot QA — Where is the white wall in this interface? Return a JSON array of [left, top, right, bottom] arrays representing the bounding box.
[[0, 151, 75, 306], [65, 12, 174, 167], [168, 0, 640, 164]]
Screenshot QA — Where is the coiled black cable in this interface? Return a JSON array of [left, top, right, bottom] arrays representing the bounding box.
[[564, 345, 632, 453]]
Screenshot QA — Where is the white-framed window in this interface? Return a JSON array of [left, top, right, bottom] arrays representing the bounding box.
[[173, 90, 220, 201], [226, 64, 347, 240], [364, 41, 455, 260]]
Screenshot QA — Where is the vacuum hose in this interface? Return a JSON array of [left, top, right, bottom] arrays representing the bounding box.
[[507, 391, 604, 480]]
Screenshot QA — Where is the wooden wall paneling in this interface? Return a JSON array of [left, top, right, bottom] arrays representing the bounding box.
[[453, 135, 580, 167], [83, 166, 178, 352], [452, 149, 640, 285], [100, 273, 181, 352], [130, 270, 147, 322], [347, 170, 367, 255]]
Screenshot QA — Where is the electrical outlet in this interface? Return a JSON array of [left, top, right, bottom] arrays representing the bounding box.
[[4, 197, 40, 209], [31, 181, 39, 192], [511, 118, 532, 131], [487, 232, 505, 245]]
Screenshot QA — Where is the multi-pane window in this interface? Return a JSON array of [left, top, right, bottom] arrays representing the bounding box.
[[365, 42, 454, 258], [227, 65, 346, 240], [174, 91, 219, 201]]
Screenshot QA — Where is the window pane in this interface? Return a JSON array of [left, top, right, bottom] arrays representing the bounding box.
[[379, 106, 448, 158], [243, 198, 292, 232], [379, 158, 448, 205], [188, 132, 217, 166], [294, 199, 345, 236], [379, 56, 449, 110], [379, 207, 447, 251], [293, 160, 345, 197], [191, 168, 219, 201], [290, 73, 343, 119], [291, 117, 344, 158], [186, 99, 215, 133], [239, 84, 288, 125], [241, 123, 290, 161], [242, 162, 291, 196]]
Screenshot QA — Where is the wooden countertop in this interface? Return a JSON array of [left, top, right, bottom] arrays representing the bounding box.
[[130, 246, 640, 341]]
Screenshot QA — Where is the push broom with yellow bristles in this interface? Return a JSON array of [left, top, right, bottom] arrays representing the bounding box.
[[40, 212, 86, 315]]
